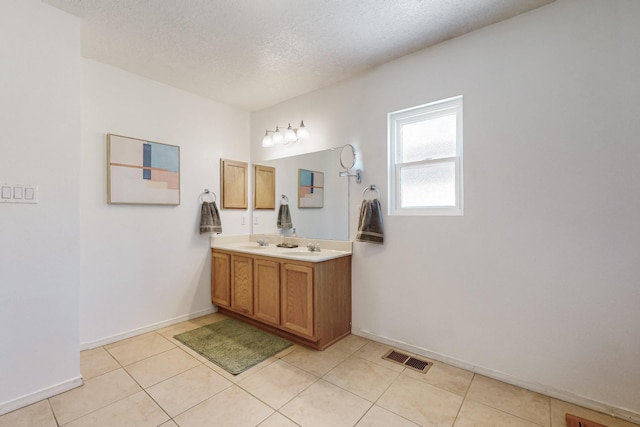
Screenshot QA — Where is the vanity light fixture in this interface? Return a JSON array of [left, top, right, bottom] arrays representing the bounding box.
[[262, 120, 308, 147]]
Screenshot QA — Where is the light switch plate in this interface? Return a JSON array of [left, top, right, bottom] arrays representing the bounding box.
[[1, 186, 11, 199], [13, 186, 24, 199], [0, 183, 38, 204]]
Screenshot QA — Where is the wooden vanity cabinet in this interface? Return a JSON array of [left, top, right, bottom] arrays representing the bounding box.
[[211, 248, 351, 350]]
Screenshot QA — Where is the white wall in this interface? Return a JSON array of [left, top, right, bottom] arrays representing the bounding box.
[[251, 0, 640, 420], [80, 60, 250, 346], [0, 0, 82, 414]]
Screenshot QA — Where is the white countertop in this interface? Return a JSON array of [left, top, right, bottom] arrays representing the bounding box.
[[210, 235, 352, 262]]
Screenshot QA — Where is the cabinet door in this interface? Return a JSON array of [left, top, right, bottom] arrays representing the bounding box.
[[253, 258, 281, 326], [231, 254, 253, 315], [281, 263, 314, 338], [211, 251, 230, 307]]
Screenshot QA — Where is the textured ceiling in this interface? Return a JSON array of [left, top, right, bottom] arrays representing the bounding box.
[[42, 0, 554, 111]]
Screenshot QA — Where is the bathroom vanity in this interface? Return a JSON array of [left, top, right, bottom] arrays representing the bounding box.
[[210, 238, 352, 350]]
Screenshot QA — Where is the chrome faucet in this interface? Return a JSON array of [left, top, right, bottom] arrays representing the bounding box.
[[256, 239, 269, 247], [307, 242, 321, 252]]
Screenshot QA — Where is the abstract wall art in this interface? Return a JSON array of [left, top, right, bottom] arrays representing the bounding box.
[[298, 168, 324, 208], [107, 134, 180, 205]]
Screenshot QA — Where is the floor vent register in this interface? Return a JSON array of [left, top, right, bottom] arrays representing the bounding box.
[[565, 414, 609, 427], [382, 349, 432, 374]]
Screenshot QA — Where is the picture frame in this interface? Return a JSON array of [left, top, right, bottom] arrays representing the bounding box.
[[298, 168, 324, 208], [107, 134, 180, 205]]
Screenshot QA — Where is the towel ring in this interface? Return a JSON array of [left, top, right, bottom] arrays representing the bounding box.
[[362, 185, 380, 199], [199, 189, 216, 203], [281, 194, 289, 205]]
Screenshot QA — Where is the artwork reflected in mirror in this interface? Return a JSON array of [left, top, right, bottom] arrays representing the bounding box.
[[298, 169, 323, 208]]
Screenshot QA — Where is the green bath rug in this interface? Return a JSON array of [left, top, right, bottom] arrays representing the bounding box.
[[174, 318, 292, 375]]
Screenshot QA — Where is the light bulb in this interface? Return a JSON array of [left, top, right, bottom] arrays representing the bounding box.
[[284, 123, 297, 143], [272, 126, 284, 145], [296, 120, 309, 140], [262, 131, 273, 147]]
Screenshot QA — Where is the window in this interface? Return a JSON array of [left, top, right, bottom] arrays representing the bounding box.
[[388, 96, 463, 216]]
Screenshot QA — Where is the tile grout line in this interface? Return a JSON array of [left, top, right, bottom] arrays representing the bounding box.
[[140, 387, 172, 425], [461, 392, 550, 426], [234, 357, 321, 416], [158, 360, 238, 422], [452, 372, 475, 425], [321, 342, 407, 425], [162, 379, 235, 423], [153, 344, 295, 423], [51, 355, 141, 427], [103, 331, 179, 367], [102, 337, 206, 426], [349, 344, 475, 427], [46, 397, 61, 427], [357, 359, 411, 426], [119, 351, 198, 426]]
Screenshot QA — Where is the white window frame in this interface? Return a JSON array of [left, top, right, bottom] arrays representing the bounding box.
[[388, 95, 463, 216]]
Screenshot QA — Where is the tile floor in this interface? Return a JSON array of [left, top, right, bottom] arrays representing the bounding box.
[[1, 312, 636, 427]]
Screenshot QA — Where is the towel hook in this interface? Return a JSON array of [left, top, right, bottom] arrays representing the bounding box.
[[281, 194, 289, 205], [362, 185, 381, 200], [199, 189, 216, 203]]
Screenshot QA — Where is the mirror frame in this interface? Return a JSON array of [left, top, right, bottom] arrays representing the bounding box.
[[340, 144, 356, 170]]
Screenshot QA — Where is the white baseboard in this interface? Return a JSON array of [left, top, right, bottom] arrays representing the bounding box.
[[80, 306, 217, 350], [0, 376, 83, 416], [352, 328, 640, 425]]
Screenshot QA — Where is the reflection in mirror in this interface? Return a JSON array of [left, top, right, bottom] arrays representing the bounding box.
[[254, 164, 275, 209], [252, 148, 348, 240]]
